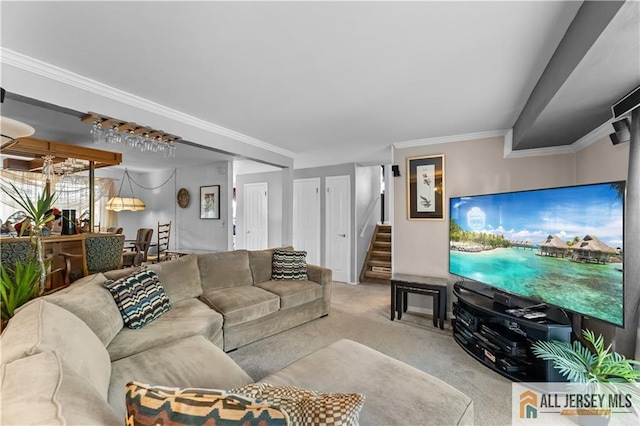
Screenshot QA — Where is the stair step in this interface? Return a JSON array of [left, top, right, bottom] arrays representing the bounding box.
[[368, 259, 391, 268], [360, 224, 392, 285], [370, 265, 392, 273], [373, 241, 391, 249], [364, 270, 392, 280], [371, 250, 391, 259]]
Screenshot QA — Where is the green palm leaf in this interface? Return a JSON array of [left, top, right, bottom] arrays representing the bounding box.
[[532, 329, 640, 383]]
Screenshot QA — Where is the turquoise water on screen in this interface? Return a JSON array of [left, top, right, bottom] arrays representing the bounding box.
[[450, 248, 623, 326]]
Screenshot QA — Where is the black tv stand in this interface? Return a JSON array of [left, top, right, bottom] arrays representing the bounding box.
[[452, 281, 572, 382]]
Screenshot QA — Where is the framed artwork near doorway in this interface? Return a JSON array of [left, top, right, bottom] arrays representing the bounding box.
[[407, 154, 445, 220], [200, 185, 220, 219]]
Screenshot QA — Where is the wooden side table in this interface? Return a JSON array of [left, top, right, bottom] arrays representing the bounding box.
[[390, 273, 448, 329]]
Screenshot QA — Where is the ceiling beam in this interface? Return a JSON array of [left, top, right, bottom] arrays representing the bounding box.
[[512, 0, 626, 150], [1, 136, 122, 170]]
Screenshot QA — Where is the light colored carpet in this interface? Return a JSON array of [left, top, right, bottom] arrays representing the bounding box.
[[228, 281, 512, 425]]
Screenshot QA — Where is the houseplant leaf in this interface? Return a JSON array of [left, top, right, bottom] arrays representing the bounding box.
[[0, 259, 43, 320], [532, 329, 640, 383]]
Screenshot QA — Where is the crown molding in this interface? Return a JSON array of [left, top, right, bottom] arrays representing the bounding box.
[[504, 119, 614, 158], [571, 119, 614, 151], [0, 48, 295, 158], [392, 121, 612, 158], [503, 128, 574, 158], [393, 129, 510, 149]]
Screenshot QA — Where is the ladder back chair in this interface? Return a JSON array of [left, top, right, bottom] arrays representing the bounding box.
[[147, 221, 171, 263]]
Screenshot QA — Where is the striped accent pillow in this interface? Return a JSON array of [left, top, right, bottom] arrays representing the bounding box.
[[271, 249, 308, 280], [125, 382, 288, 425], [104, 267, 171, 329]]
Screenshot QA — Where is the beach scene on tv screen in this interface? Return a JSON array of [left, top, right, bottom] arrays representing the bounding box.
[[449, 182, 624, 326]]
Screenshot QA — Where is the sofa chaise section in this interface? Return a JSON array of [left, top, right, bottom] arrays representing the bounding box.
[[261, 339, 475, 426]]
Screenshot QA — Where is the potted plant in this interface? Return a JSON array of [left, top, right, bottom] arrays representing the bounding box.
[[531, 329, 640, 383], [0, 259, 45, 326], [1, 183, 57, 295], [531, 330, 640, 424]]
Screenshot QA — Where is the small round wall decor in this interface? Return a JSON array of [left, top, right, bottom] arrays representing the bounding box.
[[177, 188, 190, 208]]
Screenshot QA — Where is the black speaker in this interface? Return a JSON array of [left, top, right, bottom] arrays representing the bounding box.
[[610, 118, 630, 145], [610, 133, 622, 146], [391, 165, 400, 177], [61, 209, 76, 235]]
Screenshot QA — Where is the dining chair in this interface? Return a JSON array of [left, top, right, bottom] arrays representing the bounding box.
[[106, 226, 124, 234], [60, 234, 125, 284], [122, 228, 153, 267], [0, 240, 34, 273], [1, 239, 59, 292], [146, 221, 171, 263]]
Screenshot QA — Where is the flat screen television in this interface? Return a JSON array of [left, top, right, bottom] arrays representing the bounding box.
[[449, 181, 625, 327]]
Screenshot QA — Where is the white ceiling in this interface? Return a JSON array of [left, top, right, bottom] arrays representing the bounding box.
[[1, 1, 638, 172]]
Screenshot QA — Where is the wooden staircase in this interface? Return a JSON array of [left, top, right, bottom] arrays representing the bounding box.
[[360, 224, 392, 284]]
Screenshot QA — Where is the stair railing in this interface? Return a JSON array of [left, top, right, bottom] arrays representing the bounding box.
[[360, 196, 381, 237]]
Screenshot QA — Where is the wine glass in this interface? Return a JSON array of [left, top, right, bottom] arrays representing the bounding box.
[[91, 121, 104, 144]]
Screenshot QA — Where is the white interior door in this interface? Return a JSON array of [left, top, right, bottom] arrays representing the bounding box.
[[325, 175, 351, 283], [293, 178, 321, 265], [244, 182, 268, 250]]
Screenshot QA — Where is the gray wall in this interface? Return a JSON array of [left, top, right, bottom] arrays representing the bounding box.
[[393, 134, 630, 333], [175, 161, 232, 252], [95, 161, 233, 253]]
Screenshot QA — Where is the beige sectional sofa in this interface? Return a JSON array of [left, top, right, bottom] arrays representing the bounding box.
[[0, 247, 474, 425]]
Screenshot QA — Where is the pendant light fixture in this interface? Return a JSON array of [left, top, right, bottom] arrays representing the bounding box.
[[0, 88, 36, 149], [106, 169, 146, 212]]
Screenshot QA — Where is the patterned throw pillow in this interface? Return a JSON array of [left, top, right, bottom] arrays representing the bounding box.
[[230, 383, 365, 426], [125, 382, 288, 426], [104, 267, 171, 329], [272, 249, 308, 280]]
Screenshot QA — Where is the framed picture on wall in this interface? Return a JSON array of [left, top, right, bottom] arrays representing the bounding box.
[[407, 154, 445, 220], [200, 185, 220, 220]]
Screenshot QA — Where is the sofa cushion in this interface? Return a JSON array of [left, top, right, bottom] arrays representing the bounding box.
[[104, 268, 171, 329], [106, 298, 224, 361], [271, 249, 308, 280], [125, 381, 287, 426], [147, 254, 203, 303], [200, 286, 280, 326], [256, 280, 323, 309], [248, 246, 294, 284], [231, 383, 365, 426], [104, 266, 142, 281], [45, 272, 123, 346], [198, 250, 253, 290], [261, 339, 474, 426], [109, 335, 253, 419], [0, 298, 112, 399], [0, 351, 122, 425]]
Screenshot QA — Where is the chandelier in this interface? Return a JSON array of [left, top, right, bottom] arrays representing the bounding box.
[[82, 112, 179, 157], [106, 169, 146, 212]]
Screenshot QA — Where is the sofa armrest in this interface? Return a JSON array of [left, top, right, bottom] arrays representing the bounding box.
[[306, 264, 332, 315]]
